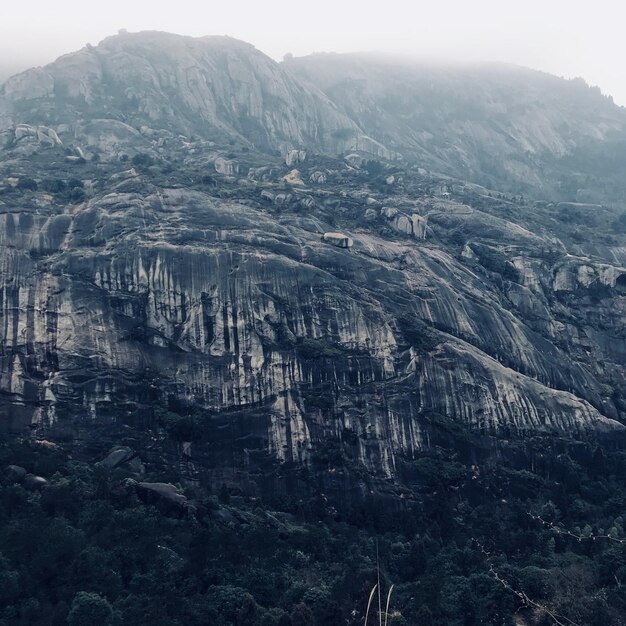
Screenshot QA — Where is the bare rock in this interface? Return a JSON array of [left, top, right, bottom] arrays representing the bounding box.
[[285, 149, 306, 167], [23, 474, 48, 490], [309, 171, 327, 184], [214, 157, 239, 176], [137, 482, 187, 507], [5, 465, 27, 482]]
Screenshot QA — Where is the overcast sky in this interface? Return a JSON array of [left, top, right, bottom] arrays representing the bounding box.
[[1, 0, 625, 104]]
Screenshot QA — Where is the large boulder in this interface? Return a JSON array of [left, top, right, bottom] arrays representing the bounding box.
[[5, 465, 27, 482], [98, 446, 144, 473], [285, 149, 306, 167], [14, 124, 62, 146], [137, 482, 187, 507], [214, 157, 239, 176], [23, 474, 48, 490]]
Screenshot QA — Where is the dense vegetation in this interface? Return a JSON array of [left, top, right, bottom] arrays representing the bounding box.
[[1, 430, 625, 626]]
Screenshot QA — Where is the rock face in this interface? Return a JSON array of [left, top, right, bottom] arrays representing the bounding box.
[[0, 32, 367, 158], [284, 53, 626, 202], [1, 170, 625, 481], [1, 31, 626, 494]]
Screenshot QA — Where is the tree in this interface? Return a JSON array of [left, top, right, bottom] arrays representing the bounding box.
[[132, 153, 155, 168], [237, 593, 259, 625], [67, 592, 114, 626], [261, 608, 292, 626], [17, 177, 37, 191], [69, 187, 86, 203], [67, 178, 84, 190], [219, 483, 231, 505], [290, 603, 315, 626], [42, 178, 67, 193]]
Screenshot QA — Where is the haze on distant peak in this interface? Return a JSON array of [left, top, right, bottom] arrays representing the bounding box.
[[0, 0, 624, 105]]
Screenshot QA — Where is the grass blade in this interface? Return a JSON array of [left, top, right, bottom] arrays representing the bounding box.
[[365, 584, 378, 625], [383, 584, 394, 626]]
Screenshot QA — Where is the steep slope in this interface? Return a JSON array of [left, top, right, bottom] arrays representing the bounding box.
[[284, 53, 626, 201], [1, 32, 626, 495], [0, 31, 388, 159]]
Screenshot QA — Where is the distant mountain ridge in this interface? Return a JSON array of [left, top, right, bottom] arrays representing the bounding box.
[[1, 31, 625, 200], [0, 31, 391, 160], [284, 52, 626, 200]]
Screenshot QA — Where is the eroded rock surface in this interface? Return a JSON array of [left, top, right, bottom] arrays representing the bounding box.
[[1, 32, 626, 491]]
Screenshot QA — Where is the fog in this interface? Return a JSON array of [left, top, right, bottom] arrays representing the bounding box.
[[1, 0, 624, 104]]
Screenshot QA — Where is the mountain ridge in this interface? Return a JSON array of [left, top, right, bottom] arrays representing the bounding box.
[[2, 30, 626, 200]]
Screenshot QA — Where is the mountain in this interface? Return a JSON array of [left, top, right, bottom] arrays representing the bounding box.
[[1, 30, 626, 493], [0, 31, 389, 159], [5, 30, 626, 626], [285, 52, 626, 201]]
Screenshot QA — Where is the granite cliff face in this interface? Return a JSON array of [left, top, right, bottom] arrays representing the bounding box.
[[0, 31, 390, 161], [1, 32, 626, 495]]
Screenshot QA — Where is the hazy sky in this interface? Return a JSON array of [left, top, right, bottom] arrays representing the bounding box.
[[1, 0, 625, 104]]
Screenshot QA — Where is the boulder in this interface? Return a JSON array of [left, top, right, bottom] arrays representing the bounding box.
[[285, 149, 306, 167], [282, 169, 304, 186], [322, 232, 354, 248], [109, 168, 139, 182], [137, 482, 187, 507], [5, 465, 27, 482], [364, 208, 378, 222], [309, 171, 327, 184], [344, 153, 362, 168], [381, 206, 398, 219], [381, 207, 427, 239], [14, 124, 62, 146], [98, 446, 144, 473], [214, 157, 239, 176], [23, 474, 48, 490]]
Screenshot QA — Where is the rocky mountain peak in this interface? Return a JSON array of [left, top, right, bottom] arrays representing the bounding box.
[[2, 30, 626, 489]]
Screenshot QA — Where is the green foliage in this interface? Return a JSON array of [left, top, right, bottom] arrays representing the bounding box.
[[396, 316, 439, 352], [331, 128, 356, 141], [131, 153, 155, 168], [295, 338, 346, 361], [156, 408, 203, 442], [469, 243, 519, 281], [69, 186, 87, 203], [612, 211, 626, 234], [364, 160, 384, 177], [0, 433, 626, 624], [290, 603, 315, 626], [67, 178, 84, 190], [17, 177, 38, 191], [40, 177, 87, 203], [67, 592, 114, 626], [42, 178, 67, 193]]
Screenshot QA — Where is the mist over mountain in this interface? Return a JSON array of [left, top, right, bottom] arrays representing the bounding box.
[[2, 31, 625, 201], [2, 30, 626, 626], [286, 52, 626, 199]]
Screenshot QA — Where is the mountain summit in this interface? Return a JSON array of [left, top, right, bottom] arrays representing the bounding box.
[[2, 31, 625, 200]]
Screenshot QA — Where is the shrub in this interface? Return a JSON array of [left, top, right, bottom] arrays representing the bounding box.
[[17, 177, 37, 191], [67, 592, 114, 626], [131, 153, 155, 168], [296, 338, 345, 361]]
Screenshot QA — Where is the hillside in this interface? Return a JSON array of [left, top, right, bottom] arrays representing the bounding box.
[[1, 30, 626, 624], [285, 52, 626, 201]]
